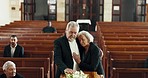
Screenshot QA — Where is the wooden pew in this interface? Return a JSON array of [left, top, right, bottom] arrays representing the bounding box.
[[104, 45, 148, 51], [0, 43, 54, 51], [7, 20, 48, 27], [110, 59, 146, 78], [102, 33, 148, 37], [106, 51, 148, 77], [23, 44, 54, 51], [0, 50, 55, 78], [8, 21, 67, 29], [0, 33, 63, 37], [0, 21, 68, 78], [97, 22, 148, 78], [110, 59, 145, 68], [0, 36, 59, 41], [100, 29, 148, 33], [25, 51, 55, 78], [4, 21, 67, 33], [103, 36, 148, 41], [0, 57, 50, 78], [112, 68, 148, 78], [97, 22, 148, 27], [107, 51, 148, 60], [104, 40, 148, 45], [0, 67, 44, 78], [0, 40, 54, 45], [0, 30, 42, 33], [0, 50, 51, 57]]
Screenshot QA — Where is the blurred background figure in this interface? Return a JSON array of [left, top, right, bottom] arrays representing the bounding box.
[[42, 21, 57, 33]]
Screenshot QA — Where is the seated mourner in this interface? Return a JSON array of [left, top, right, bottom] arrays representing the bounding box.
[[42, 21, 57, 33]]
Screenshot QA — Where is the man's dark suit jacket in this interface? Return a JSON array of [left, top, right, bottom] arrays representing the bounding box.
[[78, 42, 105, 76], [3, 44, 24, 57], [54, 35, 83, 78], [0, 73, 24, 78]]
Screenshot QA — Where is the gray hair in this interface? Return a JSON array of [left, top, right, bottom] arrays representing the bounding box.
[[2, 61, 16, 70], [65, 21, 80, 32], [78, 30, 94, 42]]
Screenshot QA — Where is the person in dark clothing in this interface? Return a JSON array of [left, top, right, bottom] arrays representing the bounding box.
[[0, 61, 24, 78], [73, 30, 105, 78], [3, 35, 24, 57], [42, 21, 57, 33]]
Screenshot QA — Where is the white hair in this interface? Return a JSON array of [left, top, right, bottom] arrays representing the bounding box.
[[78, 30, 94, 42], [65, 21, 80, 32], [2, 61, 16, 70]]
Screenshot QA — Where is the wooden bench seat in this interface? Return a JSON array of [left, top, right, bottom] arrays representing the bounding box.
[[97, 22, 148, 78], [8, 21, 67, 28], [110, 59, 146, 78], [102, 31, 148, 34], [107, 51, 148, 60], [112, 68, 148, 78], [25, 51, 55, 78], [0, 33, 63, 37], [105, 45, 148, 51], [0, 67, 44, 78], [103, 36, 148, 41], [110, 59, 145, 68], [99, 26, 148, 29], [97, 22, 148, 26], [102, 33, 148, 37], [0, 28, 64, 33], [0, 50, 51, 57], [0, 27, 42, 30], [107, 51, 148, 78], [0, 40, 54, 45], [0, 36, 59, 41], [99, 25, 148, 29], [100, 29, 148, 33], [0, 57, 50, 78], [8, 20, 48, 27], [104, 40, 148, 45], [5, 21, 67, 33], [0, 30, 42, 33], [0, 44, 54, 53]]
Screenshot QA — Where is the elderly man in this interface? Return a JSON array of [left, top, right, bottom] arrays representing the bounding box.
[[0, 61, 24, 78]]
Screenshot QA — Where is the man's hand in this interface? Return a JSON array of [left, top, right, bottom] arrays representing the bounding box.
[[64, 68, 75, 74]]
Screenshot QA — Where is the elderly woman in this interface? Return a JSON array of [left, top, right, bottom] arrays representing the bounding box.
[[73, 30, 105, 78], [0, 61, 24, 78]]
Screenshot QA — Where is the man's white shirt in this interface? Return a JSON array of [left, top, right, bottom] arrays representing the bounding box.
[[69, 39, 80, 71]]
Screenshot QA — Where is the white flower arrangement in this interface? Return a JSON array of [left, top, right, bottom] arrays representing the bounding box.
[[65, 70, 89, 78]]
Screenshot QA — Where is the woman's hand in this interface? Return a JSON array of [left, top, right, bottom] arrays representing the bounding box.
[[73, 52, 81, 64], [100, 75, 104, 78]]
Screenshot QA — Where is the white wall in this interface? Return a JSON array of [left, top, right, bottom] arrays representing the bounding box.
[[0, 0, 22, 26], [0, 0, 10, 26]]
